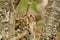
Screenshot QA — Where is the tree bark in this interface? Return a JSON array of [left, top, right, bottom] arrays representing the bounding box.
[[0, 0, 19, 40], [43, 0, 60, 40]]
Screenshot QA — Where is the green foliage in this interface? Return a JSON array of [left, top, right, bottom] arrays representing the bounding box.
[[16, 0, 28, 15], [16, 0, 39, 15], [31, 0, 39, 12]]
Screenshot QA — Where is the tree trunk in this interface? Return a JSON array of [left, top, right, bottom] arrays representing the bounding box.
[[43, 0, 60, 40], [0, 0, 19, 40]]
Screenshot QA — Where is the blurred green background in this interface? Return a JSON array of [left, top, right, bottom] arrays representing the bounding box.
[[16, 0, 39, 16]]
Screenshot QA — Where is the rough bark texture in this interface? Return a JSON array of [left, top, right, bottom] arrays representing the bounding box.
[[0, 0, 17, 40], [0, 0, 10, 40], [43, 0, 60, 40]]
